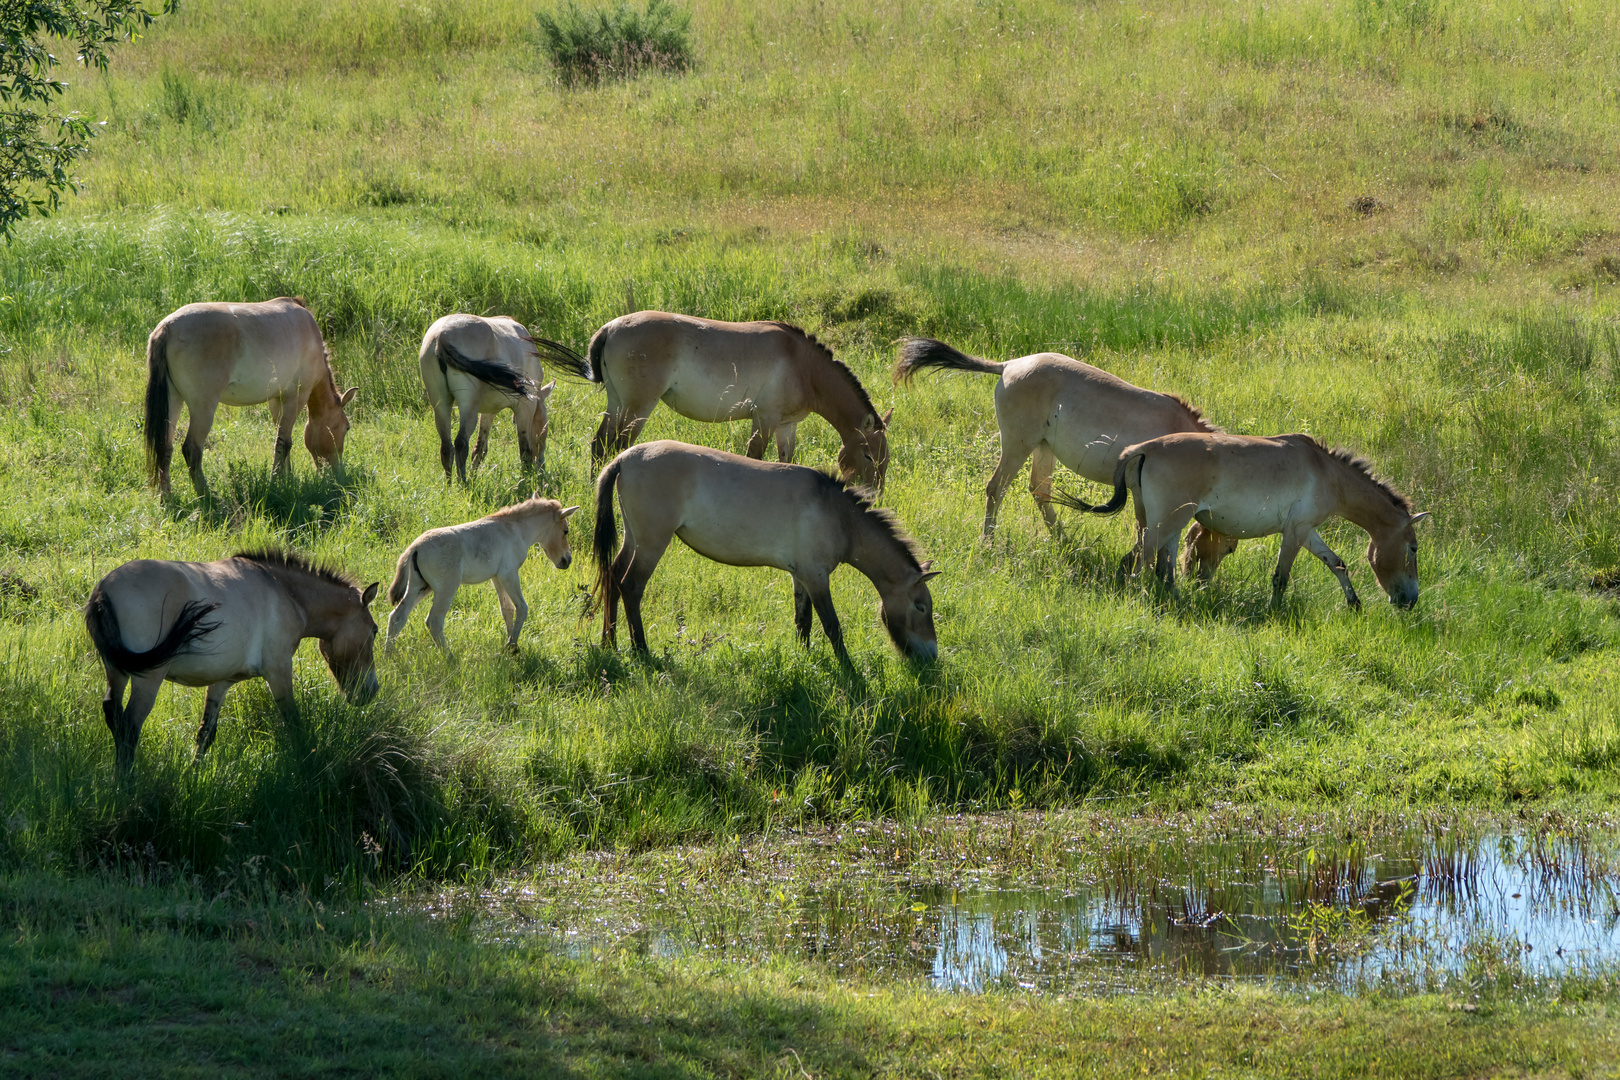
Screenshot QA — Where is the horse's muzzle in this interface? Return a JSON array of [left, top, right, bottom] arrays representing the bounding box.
[[348, 671, 381, 705], [555, 552, 573, 570], [907, 637, 939, 662]]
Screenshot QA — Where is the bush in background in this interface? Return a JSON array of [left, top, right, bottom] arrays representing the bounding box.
[[534, 0, 694, 86]]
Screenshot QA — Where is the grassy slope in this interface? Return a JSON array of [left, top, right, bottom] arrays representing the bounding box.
[[0, 0, 1617, 880], [5, 2, 1620, 1073]]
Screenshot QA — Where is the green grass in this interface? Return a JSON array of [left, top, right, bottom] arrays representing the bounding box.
[[3, 0, 1620, 1069]]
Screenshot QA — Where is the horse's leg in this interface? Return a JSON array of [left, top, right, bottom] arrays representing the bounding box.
[[792, 578, 814, 646], [101, 665, 128, 742], [776, 422, 799, 463], [982, 436, 1036, 542], [618, 533, 668, 654], [806, 584, 851, 667], [470, 412, 493, 474], [528, 403, 548, 471], [432, 398, 456, 481], [116, 675, 164, 774], [453, 395, 475, 483], [744, 415, 774, 460], [180, 399, 221, 496], [156, 386, 182, 497], [493, 572, 527, 650], [1304, 528, 1362, 610], [1270, 528, 1308, 605], [386, 562, 429, 649], [194, 681, 233, 760], [512, 400, 534, 471], [262, 661, 300, 737], [270, 394, 297, 476], [425, 582, 460, 654], [1028, 443, 1062, 535], [1142, 505, 1198, 589]]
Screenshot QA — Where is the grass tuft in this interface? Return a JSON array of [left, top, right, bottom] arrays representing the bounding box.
[[534, 0, 694, 87]]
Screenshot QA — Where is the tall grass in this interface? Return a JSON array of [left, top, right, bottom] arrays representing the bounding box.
[[1, 0, 1618, 890], [534, 0, 695, 86]]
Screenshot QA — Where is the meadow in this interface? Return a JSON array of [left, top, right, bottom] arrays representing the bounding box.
[[3, 0, 1620, 1073]]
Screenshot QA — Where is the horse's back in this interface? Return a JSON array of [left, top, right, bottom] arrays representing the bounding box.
[[597, 312, 803, 416], [158, 298, 324, 404], [999, 353, 1207, 483], [421, 314, 540, 405], [1132, 432, 1327, 538], [615, 441, 832, 569], [93, 558, 298, 682]]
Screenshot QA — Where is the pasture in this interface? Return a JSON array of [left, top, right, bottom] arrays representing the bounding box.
[[3, 0, 1620, 1074]]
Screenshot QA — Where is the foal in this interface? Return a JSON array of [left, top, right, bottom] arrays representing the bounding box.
[[386, 496, 578, 652]]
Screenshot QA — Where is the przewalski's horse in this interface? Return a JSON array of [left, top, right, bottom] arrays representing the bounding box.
[[85, 550, 380, 773], [537, 311, 892, 491], [592, 441, 938, 665], [891, 337, 1235, 564], [145, 297, 358, 497], [385, 495, 578, 652], [419, 314, 583, 482], [1050, 432, 1428, 608]]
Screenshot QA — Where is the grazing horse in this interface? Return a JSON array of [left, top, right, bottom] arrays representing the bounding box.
[[85, 550, 380, 773], [1050, 432, 1428, 608], [144, 297, 359, 497], [537, 312, 892, 491], [892, 337, 1234, 564], [592, 441, 938, 664], [419, 314, 576, 482], [386, 495, 578, 652]]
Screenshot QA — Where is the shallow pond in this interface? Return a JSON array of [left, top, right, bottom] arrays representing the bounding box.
[[520, 828, 1620, 994]]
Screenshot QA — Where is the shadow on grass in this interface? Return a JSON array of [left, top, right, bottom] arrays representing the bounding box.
[[169, 459, 374, 541], [0, 870, 881, 1079]]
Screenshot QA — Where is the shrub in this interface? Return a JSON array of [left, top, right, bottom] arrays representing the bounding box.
[[534, 0, 694, 87]]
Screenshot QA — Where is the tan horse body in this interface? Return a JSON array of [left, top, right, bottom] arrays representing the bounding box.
[[541, 312, 891, 490], [892, 338, 1233, 564], [386, 496, 578, 652], [85, 551, 381, 773], [418, 314, 565, 481], [592, 441, 937, 664], [144, 297, 358, 497], [1053, 432, 1427, 608]]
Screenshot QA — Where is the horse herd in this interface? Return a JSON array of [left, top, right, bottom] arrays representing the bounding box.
[[86, 298, 1427, 772]]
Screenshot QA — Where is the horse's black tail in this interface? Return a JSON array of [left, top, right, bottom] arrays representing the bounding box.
[[592, 455, 624, 636], [387, 548, 425, 606], [530, 337, 595, 382], [892, 337, 1006, 385], [585, 328, 607, 385], [437, 338, 536, 398], [1045, 451, 1143, 517], [143, 322, 172, 485], [85, 584, 221, 676]]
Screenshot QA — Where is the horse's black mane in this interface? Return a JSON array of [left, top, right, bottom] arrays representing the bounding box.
[[764, 321, 884, 428], [811, 471, 924, 570], [234, 548, 359, 589], [1308, 438, 1413, 513], [1168, 394, 1222, 434]]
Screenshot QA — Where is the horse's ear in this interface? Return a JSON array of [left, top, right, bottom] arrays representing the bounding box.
[[918, 559, 934, 572], [361, 582, 379, 606], [340, 386, 359, 407], [1410, 511, 1431, 526], [918, 570, 942, 584], [561, 505, 580, 518], [880, 407, 893, 429], [537, 380, 556, 399]]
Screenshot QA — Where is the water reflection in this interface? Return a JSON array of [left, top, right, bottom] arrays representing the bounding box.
[[526, 830, 1620, 993]]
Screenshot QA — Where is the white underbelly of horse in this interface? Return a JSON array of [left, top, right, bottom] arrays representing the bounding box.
[[662, 377, 796, 424], [161, 644, 264, 687], [1192, 501, 1297, 540], [673, 522, 797, 573]]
